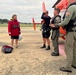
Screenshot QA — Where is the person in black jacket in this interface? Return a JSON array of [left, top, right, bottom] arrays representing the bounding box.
[[41, 11, 51, 50]]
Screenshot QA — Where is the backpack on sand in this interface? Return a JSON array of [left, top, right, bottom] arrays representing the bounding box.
[[2, 45, 13, 53]]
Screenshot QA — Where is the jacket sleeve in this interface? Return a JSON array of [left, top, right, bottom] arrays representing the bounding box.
[[8, 21, 12, 36], [58, 6, 74, 26], [41, 13, 51, 20], [19, 23, 21, 34], [41, 13, 45, 19]]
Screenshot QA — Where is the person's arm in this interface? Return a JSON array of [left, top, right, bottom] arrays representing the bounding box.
[[51, 16, 61, 29], [41, 13, 45, 19], [41, 12, 51, 20], [8, 21, 12, 36], [58, 6, 74, 26], [19, 22, 21, 34], [49, 17, 51, 20], [50, 16, 61, 28], [51, 6, 74, 28]]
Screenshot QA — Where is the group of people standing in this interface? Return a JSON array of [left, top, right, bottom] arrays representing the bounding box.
[[41, 0, 76, 73], [41, 8, 61, 56], [7, 0, 76, 73]]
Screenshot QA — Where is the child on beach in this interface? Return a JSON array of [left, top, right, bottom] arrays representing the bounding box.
[[8, 14, 21, 48]]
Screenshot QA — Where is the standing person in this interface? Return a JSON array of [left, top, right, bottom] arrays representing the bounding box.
[[8, 14, 21, 48], [50, 8, 61, 56], [41, 11, 51, 50], [51, 0, 76, 73]]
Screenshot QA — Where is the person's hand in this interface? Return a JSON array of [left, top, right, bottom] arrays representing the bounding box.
[[8, 32, 11, 36], [19, 31, 21, 34], [43, 10, 46, 13], [50, 24, 55, 28], [43, 10, 48, 14]]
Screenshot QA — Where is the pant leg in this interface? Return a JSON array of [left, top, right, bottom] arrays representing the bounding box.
[[72, 32, 76, 66], [65, 32, 74, 70], [52, 36, 59, 53]]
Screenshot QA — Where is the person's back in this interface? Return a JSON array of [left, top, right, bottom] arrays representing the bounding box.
[[43, 16, 51, 27]]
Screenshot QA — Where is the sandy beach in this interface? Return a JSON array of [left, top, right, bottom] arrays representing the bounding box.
[[0, 27, 76, 75]]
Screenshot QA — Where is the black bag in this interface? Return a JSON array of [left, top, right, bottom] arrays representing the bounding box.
[[2, 45, 13, 53]]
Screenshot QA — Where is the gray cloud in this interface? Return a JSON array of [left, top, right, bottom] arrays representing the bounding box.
[[0, 0, 56, 22]]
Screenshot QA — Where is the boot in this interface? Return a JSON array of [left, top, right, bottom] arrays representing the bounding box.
[[46, 46, 50, 50], [41, 44, 46, 48], [51, 52, 59, 56]]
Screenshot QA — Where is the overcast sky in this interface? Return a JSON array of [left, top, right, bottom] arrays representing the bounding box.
[[0, 0, 57, 23]]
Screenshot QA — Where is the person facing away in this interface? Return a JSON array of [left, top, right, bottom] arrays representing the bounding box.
[[8, 14, 21, 48], [50, 8, 61, 56], [41, 10, 51, 50]]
